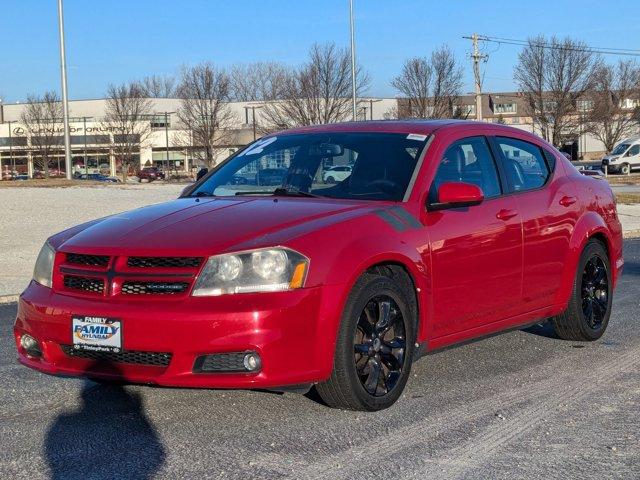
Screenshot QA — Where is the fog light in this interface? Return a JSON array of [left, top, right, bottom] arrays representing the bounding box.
[[243, 353, 261, 372], [20, 334, 42, 358]]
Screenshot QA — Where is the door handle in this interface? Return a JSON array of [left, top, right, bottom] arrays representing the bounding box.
[[496, 208, 518, 221], [559, 195, 577, 207]]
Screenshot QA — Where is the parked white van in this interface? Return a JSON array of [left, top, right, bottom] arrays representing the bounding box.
[[601, 136, 640, 174]]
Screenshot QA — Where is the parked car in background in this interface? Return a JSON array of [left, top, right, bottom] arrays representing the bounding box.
[[137, 166, 166, 182], [601, 136, 640, 174], [256, 167, 287, 186], [78, 173, 119, 183], [323, 165, 352, 183], [16, 120, 623, 411]]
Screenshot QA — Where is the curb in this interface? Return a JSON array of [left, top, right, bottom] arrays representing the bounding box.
[[623, 230, 640, 239], [0, 295, 19, 305]]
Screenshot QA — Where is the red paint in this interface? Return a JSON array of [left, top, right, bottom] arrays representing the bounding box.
[[436, 181, 484, 205], [15, 121, 624, 389]]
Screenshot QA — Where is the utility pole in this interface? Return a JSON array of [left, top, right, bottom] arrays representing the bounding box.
[[468, 33, 488, 122], [57, 0, 72, 179], [349, 0, 357, 121]]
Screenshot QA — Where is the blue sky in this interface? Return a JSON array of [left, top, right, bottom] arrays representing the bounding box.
[[2, 0, 640, 102]]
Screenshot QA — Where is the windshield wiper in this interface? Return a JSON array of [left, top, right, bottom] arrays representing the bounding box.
[[273, 188, 322, 198], [192, 191, 215, 197], [235, 191, 274, 195]]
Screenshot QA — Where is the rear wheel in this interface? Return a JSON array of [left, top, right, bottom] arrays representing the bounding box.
[[552, 239, 612, 341], [621, 163, 631, 175], [316, 272, 415, 411]]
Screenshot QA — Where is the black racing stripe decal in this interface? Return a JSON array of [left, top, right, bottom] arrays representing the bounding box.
[[374, 209, 407, 232], [389, 207, 422, 229]]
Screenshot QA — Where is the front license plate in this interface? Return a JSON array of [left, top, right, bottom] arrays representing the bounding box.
[[72, 315, 122, 352]]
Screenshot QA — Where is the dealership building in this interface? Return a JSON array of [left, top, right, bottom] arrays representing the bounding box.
[[1, 95, 635, 178]]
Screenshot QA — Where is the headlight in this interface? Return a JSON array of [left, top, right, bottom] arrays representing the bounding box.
[[192, 247, 309, 296], [33, 242, 55, 288]]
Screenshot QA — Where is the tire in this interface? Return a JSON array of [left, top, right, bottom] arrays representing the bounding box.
[[621, 163, 631, 175], [552, 239, 612, 341], [316, 272, 416, 411]]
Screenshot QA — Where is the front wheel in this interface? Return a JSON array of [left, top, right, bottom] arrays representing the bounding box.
[[552, 239, 612, 341], [621, 163, 631, 175], [316, 272, 415, 411]]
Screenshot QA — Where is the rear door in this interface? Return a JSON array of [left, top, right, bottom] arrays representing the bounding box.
[[491, 136, 578, 311], [425, 135, 524, 337]]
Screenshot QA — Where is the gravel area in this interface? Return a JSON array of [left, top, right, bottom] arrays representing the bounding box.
[[0, 184, 184, 296]]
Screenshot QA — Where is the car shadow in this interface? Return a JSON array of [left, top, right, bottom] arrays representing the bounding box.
[[521, 320, 559, 339], [44, 361, 165, 480]]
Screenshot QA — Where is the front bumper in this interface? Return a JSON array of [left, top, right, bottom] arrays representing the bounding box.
[[15, 281, 345, 389]]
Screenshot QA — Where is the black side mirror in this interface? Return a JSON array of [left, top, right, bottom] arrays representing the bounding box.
[[196, 168, 209, 181]]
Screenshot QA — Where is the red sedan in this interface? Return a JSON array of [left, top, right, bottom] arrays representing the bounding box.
[[15, 121, 623, 411]]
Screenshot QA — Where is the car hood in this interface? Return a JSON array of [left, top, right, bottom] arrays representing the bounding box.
[[603, 155, 620, 161], [55, 197, 379, 255]]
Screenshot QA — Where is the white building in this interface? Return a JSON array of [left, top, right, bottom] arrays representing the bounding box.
[[0, 97, 398, 178]]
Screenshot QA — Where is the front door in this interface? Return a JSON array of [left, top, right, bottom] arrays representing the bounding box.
[[425, 136, 523, 338]]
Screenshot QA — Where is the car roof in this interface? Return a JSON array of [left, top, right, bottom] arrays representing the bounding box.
[[275, 120, 550, 143]]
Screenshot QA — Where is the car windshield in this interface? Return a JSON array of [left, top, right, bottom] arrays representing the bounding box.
[[189, 132, 428, 201], [612, 143, 630, 155]]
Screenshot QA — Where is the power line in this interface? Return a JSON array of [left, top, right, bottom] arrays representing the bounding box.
[[464, 35, 640, 57]]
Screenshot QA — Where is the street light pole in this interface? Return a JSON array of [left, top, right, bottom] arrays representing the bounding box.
[[349, 0, 357, 121], [164, 111, 170, 169], [57, 0, 72, 179]]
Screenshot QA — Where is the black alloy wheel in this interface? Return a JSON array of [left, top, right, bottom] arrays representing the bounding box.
[[552, 239, 612, 341], [353, 296, 406, 397], [581, 256, 609, 329], [316, 272, 415, 411]]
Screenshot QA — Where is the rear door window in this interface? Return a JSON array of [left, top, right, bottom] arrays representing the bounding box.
[[496, 137, 550, 192]]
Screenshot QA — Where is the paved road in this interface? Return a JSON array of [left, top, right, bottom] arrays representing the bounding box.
[[1, 240, 639, 479]]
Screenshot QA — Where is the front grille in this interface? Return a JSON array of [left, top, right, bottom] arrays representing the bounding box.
[[64, 275, 104, 294], [127, 257, 203, 268], [60, 345, 172, 366], [121, 281, 189, 295], [194, 353, 248, 372], [66, 253, 110, 267]]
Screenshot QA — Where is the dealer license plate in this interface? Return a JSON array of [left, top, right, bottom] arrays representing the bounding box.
[[72, 315, 122, 352]]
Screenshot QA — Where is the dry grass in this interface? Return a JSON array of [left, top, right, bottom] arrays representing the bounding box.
[[615, 192, 640, 205], [605, 174, 640, 185], [0, 179, 107, 188]]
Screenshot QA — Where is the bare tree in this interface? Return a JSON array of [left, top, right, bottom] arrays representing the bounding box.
[[20, 91, 63, 177], [230, 62, 289, 101], [515, 36, 601, 146], [391, 46, 463, 119], [584, 60, 640, 152], [176, 62, 233, 168], [139, 75, 177, 98], [261, 42, 370, 130], [102, 83, 153, 181]]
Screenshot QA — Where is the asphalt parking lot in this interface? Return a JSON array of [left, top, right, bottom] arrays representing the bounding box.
[[1, 239, 638, 479]]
